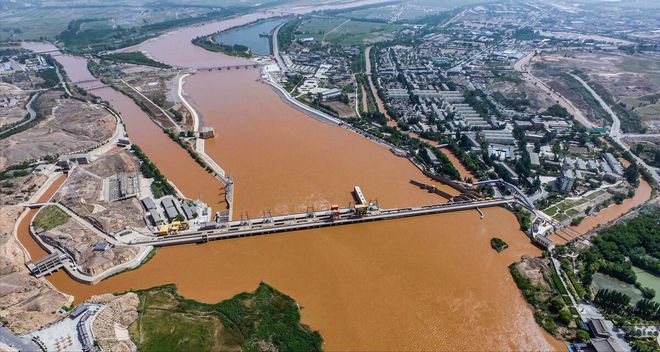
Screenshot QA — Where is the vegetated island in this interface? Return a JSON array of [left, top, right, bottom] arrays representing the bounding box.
[[100, 52, 171, 69], [192, 35, 252, 58], [129, 283, 323, 352], [490, 237, 509, 252]]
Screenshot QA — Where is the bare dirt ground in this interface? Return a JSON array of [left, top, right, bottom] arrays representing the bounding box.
[[1, 71, 46, 91], [532, 51, 660, 131], [516, 255, 551, 290], [536, 52, 660, 101], [514, 255, 575, 339], [120, 70, 193, 129], [489, 78, 556, 113], [0, 83, 29, 129], [0, 205, 72, 334], [55, 150, 147, 234], [324, 100, 356, 118], [0, 91, 116, 169], [90, 293, 139, 352], [37, 215, 139, 276], [0, 172, 47, 206], [531, 59, 607, 124]]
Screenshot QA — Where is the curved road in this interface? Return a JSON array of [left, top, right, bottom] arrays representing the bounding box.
[[569, 73, 659, 185], [0, 92, 40, 138], [514, 52, 597, 129]]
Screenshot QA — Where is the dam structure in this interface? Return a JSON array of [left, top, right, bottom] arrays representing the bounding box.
[[133, 196, 518, 247]]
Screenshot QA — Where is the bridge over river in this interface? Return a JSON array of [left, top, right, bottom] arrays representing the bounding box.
[[197, 63, 261, 71], [133, 197, 516, 247]]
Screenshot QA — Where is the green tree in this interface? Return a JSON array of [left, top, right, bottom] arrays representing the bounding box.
[[576, 329, 590, 342], [595, 289, 631, 311], [549, 297, 565, 313], [624, 163, 639, 186], [558, 309, 572, 325], [635, 299, 660, 321]]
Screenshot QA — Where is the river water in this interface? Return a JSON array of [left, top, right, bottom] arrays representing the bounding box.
[[18, 9, 571, 351], [572, 179, 652, 234], [214, 19, 286, 56], [21, 43, 229, 213]]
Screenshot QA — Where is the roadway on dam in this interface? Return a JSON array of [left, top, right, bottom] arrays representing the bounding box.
[[136, 198, 514, 247]]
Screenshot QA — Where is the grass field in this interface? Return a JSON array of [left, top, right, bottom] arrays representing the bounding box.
[[129, 283, 322, 352], [622, 92, 660, 123], [33, 205, 70, 231], [296, 18, 401, 46], [411, 0, 495, 7], [339, 6, 398, 21], [543, 190, 608, 221]]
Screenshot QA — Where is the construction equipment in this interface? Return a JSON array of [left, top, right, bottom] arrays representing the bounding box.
[[158, 221, 190, 235], [330, 204, 340, 220], [158, 224, 169, 236], [355, 203, 369, 216], [170, 221, 190, 233]]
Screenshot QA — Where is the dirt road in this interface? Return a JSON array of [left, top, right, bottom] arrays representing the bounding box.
[[514, 52, 597, 129]]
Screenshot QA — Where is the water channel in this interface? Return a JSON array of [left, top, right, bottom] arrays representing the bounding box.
[[214, 19, 286, 56], [23, 6, 657, 348]]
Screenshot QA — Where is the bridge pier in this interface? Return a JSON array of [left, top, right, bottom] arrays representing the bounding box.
[[135, 198, 515, 247]]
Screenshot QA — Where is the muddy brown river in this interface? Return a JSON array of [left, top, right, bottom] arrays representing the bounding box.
[[20, 10, 569, 350], [572, 178, 652, 234]]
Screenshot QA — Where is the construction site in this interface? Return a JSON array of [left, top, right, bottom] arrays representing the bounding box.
[[0, 83, 30, 130], [31, 204, 140, 276], [91, 58, 194, 131], [54, 150, 149, 235], [130, 181, 562, 251], [0, 90, 116, 170]]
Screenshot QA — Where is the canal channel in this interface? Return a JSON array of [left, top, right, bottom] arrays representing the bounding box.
[[17, 9, 580, 350]]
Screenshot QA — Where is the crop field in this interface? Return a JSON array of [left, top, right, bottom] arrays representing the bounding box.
[[0, 0, 273, 42], [0, 8, 107, 41], [0, 7, 194, 41], [411, 0, 497, 8], [296, 18, 401, 46], [340, 6, 399, 21], [33, 205, 70, 232]]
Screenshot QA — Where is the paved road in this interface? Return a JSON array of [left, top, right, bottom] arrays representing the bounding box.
[[0, 92, 41, 138], [569, 74, 620, 136], [514, 52, 597, 129], [623, 133, 660, 139], [0, 325, 40, 352], [569, 73, 659, 185], [120, 78, 180, 131], [272, 21, 288, 73], [136, 198, 514, 247]]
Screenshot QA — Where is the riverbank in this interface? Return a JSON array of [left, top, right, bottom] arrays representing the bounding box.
[[177, 72, 233, 217], [28, 202, 154, 285], [20, 6, 563, 350], [263, 69, 343, 125], [129, 283, 322, 351]]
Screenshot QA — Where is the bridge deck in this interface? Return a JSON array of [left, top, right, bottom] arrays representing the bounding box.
[[135, 198, 514, 247], [26, 251, 67, 277], [197, 64, 261, 71]]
